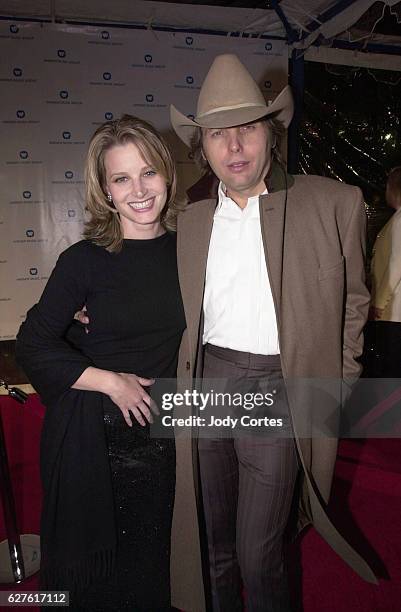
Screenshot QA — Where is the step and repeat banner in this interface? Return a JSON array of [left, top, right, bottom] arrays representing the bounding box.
[[0, 21, 288, 339]]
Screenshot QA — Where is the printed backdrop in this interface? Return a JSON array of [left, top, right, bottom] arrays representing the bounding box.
[[0, 21, 288, 339]]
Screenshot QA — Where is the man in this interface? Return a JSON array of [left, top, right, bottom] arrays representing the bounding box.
[[370, 166, 401, 377], [169, 54, 377, 612]]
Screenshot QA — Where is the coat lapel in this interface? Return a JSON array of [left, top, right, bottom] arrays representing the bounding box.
[[177, 199, 216, 365], [260, 164, 293, 330]]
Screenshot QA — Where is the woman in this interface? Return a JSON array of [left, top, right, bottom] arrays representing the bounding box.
[[16, 115, 186, 611]]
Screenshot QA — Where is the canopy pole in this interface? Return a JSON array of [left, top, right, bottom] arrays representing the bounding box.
[[288, 50, 304, 174]]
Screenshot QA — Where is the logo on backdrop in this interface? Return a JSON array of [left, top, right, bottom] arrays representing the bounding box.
[[51, 171, 83, 185], [264, 80, 272, 89], [133, 93, 166, 109], [23, 191, 32, 199], [49, 131, 85, 146], [13, 229, 47, 245], [4, 24, 34, 41], [253, 40, 283, 57], [0, 66, 36, 83], [175, 75, 200, 91], [173, 35, 205, 52], [2, 109, 39, 125], [88, 30, 122, 47], [131, 54, 165, 69], [45, 88, 82, 105], [29, 268, 38, 276], [90, 72, 125, 87], [68, 210, 76, 218], [105, 112, 113, 120], [43, 49, 80, 65], [20, 151, 29, 160]]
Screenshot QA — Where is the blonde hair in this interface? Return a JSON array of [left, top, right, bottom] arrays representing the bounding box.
[[84, 114, 178, 252]]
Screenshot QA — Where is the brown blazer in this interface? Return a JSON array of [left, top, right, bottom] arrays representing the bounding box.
[[170, 164, 377, 612]]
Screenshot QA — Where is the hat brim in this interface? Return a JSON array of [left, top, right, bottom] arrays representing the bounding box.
[[171, 84, 294, 147]]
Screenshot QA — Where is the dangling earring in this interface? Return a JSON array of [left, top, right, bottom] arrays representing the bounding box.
[[107, 193, 112, 202]]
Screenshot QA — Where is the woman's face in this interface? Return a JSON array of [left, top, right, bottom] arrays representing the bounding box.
[[104, 141, 168, 239]]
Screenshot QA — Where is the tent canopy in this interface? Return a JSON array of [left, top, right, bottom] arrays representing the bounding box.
[[0, 0, 400, 53]]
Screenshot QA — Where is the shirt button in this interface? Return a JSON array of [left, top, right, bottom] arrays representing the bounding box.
[[186, 361, 191, 370]]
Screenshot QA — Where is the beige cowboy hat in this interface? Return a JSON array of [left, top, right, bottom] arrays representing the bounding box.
[[170, 53, 294, 147]]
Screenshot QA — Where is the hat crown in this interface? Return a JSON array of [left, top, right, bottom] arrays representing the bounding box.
[[196, 53, 266, 118]]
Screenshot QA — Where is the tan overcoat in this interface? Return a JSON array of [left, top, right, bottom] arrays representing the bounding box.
[[170, 165, 378, 612]]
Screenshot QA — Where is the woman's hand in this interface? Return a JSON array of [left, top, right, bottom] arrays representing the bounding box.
[[107, 372, 157, 427], [73, 367, 158, 427]]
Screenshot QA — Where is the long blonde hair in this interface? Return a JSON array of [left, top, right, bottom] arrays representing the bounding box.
[[84, 114, 178, 252]]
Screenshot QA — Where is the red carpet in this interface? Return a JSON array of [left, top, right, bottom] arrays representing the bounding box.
[[1, 394, 401, 611]]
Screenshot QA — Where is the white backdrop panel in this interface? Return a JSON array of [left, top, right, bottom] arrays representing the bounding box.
[[0, 21, 288, 339]]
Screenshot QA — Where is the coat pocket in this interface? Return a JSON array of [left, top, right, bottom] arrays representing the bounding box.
[[318, 256, 344, 281]]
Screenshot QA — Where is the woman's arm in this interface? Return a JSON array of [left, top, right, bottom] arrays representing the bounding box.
[[16, 243, 154, 425]]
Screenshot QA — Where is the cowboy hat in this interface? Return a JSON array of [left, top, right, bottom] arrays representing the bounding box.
[[170, 53, 294, 147]]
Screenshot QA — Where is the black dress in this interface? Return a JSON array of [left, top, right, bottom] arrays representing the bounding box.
[[16, 233, 186, 611]]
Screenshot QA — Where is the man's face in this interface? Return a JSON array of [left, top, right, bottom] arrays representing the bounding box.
[[202, 120, 271, 207]]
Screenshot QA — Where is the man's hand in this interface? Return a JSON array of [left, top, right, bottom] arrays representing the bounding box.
[[74, 305, 90, 332]]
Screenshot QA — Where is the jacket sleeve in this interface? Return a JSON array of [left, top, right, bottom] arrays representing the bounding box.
[[372, 215, 401, 312], [341, 188, 370, 381], [15, 245, 93, 405]]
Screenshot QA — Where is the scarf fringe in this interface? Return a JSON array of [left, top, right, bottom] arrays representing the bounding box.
[[40, 547, 115, 597]]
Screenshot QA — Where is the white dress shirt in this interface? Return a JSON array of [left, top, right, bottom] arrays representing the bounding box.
[[202, 182, 280, 354]]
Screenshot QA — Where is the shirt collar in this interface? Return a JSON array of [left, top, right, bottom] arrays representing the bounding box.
[[216, 181, 268, 215]]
